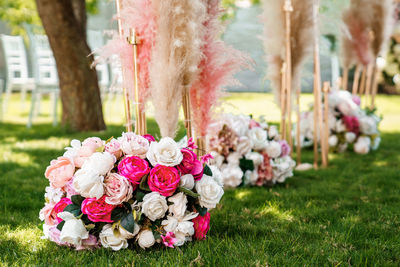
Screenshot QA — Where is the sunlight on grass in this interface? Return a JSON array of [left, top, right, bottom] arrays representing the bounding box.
[[0, 226, 46, 252], [234, 190, 252, 200], [258, 201, 294, 222]]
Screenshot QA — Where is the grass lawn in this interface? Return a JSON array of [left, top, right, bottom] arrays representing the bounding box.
[[0, 93, 399, 266]]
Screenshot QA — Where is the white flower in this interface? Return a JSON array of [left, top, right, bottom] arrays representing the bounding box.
[[58, 212, 89, 246], [227, 152, 241, 165], [44, 186, 64, 204], [209, 165, 224, 187], [328, 135, 339, 147], [345, 132, 357, 143], [146, 137, 183, 167], [73, 168, 104, 199], [248, 127, 268, 150], [99, 224, 129, 251], [271, 156, 295, 183], [268, 125, 279, 140], [359, 116, 378, 135], [141, 192, 168, 221], [335, 119, 347, 133], [338, 143, 348, 153], [118, 132, 149, 158], [224, 114, 250, 136], [179, 174, 195, 190], [371, 136, 381, 151], [354, 137, 371, 154], [63, 139, 81, 161], [137, 230, 155, 249], [161, 212, 198, 246], [195, 175, 224, 209], [236, 136, 253, 155], [81, 152, 116, 176], [244, 170, 258, 185], [265, 141, 282, 158], [209, 151, 224, 168], [168, 192, 187, 218], [221, 164, 243, 188], [245, 151, 264, 167]]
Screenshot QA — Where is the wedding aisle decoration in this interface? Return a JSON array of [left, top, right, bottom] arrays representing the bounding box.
[[208, 114, 295, 188], [298, 90, 381, 154], [40, 134, 224, 250]]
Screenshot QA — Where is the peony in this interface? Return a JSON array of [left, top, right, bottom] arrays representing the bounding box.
[[104, 173, 133, 205], [265, 141, 282, 158], [73, 168, 104, 199], [342, 115, 360, 135], [352, 95, 361, 106], [148, 165, 180, 197], [221, 164, 243, 188], [328, 135, 339, 147], [119, 132, 149, 158], [43, 225, 69, 246], [65, 178, 78, 198], [192, 212, 210, 240], [161, 232, 176, 248], [104, 139, 122, 159], [279, 140, 290, 157], [359, 116, 378, 135], [354, 136, 371, 154], [99, 224, 128, 251], [53, 198, 73, 223], [141, 192, 168, 221], [335, 119, 347, 133], [256, 152, 274, 186], [58, 212, 89, 246], [146, 137, 183, 167], [137, 230, 155, 249], [224, 114, 250, 136], [81, 196, 115, 223], [195, 175, 224, 209], [81, 152, 116, 176], [45, 156, 75, 188], [39, 202, 57, 226], [168, 192, 187, 218], [249, 119, 261, 128], [74, 137, 103, 168], [177, 148, 203, 180], [118, 156, 150, 185], [236, 136, 253, 155], [227, 152, 241, 166], [44, 186, 64, 204], [247, 127, 268, 150], [179, 174, 195, 190]]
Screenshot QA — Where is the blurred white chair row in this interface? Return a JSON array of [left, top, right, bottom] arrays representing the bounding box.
[[0, 30, 121, 127]]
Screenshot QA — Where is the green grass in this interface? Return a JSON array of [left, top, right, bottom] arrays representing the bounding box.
[[1, 93, 400, 266]]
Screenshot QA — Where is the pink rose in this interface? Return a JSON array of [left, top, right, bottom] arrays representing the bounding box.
[[64, 178, 78, 198], [177, 148, 203, 180], [118, 156, 150, 185], [47, 225, 69, 246], [279, 140, 290, 157], [75, 137, 103, 168], [104, 139, 122, 159], [148, 165, 180, 197], [193, 212, 210, 240], [75, 235, 99, 250], [81, 196, 115, 223], [39, 202, 57, 226], [53, 198, 73, 223], [119, 132, 149, 158], [142, 134, 156, 143], [161, 232, 176, 248], [249, 119, 260, 129], [256, 152, 273, 186], [342, 115, 360, 135], [352, 95, 361, 106], [45, 156, 75, 188], [104, 173, 134, 205]]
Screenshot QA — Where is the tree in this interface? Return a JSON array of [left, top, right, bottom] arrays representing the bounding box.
[[1, 0, 105, 131]]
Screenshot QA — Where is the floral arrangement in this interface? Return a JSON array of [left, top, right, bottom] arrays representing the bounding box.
[[299, 90, 381, 154], [39, 134, 224, 251], [208, 114, 295, 188]]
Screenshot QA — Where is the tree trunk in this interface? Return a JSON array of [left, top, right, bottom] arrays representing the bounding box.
[[35, 0, 106, 131]]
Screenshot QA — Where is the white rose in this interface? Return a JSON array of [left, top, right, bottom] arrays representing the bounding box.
[[99, 224, 129, 251], [209, 151, 224, 168], [221, 164, 243, 188], [168, 192, 187, 218], [146, 137, 183, 167], [265, 141, 282, 158], [161, 212, 198, 247], [354, 137, 371, 154], [118, 132, 149, 158], [359, 116, 378, 135], [244, 170, 258, 185], [245, 151, 264, 167], [328, 135, 338, 147], [141, 192, 168, 221], [345, 132, 357, 143], [73, 169, 104, 199], [58, 212, 89, 246], [227, 152, 241, 165], [236, 136, 253, 155], [195, 175, 224, 209], [270, 156, 295, 183], [44, 186, 64, 204], [371, 136, 381, 150], [224, 114, 250, 136], [335, 119, 346, 133], [268, 125, 279, 140], [63, 139, 81, 161], [209, 165, 224, 187], [137, 230, 155, 249], [81, 152, 116, 175], [179, 174, 195, 190], [248, 127, 268, 150]]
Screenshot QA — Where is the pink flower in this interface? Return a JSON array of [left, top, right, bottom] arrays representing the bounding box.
[[53, 198, 73, 223], [75, 235, 99, 250], [249, 119, 261, 129], [342, 115, 360, 135], [256, 152, 274, 186], [201, 153, 213, 164], [279, 140, 290, 157], [352, 95, 361, 106], [161, 232, 176, 248], [177, 148, 203, 180], [39, 202, 57, 226], [74, 137, 103, 168], [148, 165, 180, 197], [142, 134, 156, 143], [104, 139, 122, 159], [64, 178, 78, 198], [45, 156, 75, 188], [118, 156, 150, 185], [119, 132, 149, 158], [193, 212, 210, 240], [104, 173, 134, 205], [47, 225, 69, 246], [186, 137, 198, 150], [81, 196, 115, 223]]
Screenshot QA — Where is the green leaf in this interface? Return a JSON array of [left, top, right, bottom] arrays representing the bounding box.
[[111, 206, 126, 221], [139, 175, 151, 191], [105, 136, 114, 144], [56, 220, 65, 231], [64, 204, 82, 217], [136, 191, 145, 202], [71, 195, 85, 206], [120, 212, 136, 234], [194, 203, 208, 216], [122, 202, 132, 212], [203, 164, 213, 176], [178, 187, 200, 198], [95, 146, 105, 153], [239, 157, 254, 172]]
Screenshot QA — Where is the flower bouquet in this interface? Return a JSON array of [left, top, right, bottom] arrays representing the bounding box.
[[298, 90, 381, 154], [208, 114, 295, 188], [40, 133, 224, 250]]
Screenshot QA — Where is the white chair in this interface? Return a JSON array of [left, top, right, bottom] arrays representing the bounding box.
[[0, 35, 35, 114], [27, 34, 59, 127]]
